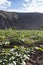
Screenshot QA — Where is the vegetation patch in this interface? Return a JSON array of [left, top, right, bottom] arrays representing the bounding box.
[[0, 29, 43, 65], [0, 29, 43, 47], [0, 46, 43, 65]]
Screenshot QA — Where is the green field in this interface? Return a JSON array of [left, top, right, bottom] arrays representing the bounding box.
[[0, 29, 43, 65], [0, 29, 43, 46]]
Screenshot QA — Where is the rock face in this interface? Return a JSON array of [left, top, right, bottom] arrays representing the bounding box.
[[0, 10, 43, 29]]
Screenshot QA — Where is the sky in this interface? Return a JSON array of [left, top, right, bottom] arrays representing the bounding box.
[[0, 0, 43, 13]]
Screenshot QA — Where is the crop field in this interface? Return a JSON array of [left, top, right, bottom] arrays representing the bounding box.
[[0, 29, 43, 46], [0, 29, 43, 65]]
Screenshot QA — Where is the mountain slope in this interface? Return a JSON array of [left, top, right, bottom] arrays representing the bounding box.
[[0, 11, 43, 29], [0, 11, 18, 29]]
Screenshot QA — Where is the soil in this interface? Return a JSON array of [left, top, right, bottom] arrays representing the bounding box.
[[27, 51, 43, 65]]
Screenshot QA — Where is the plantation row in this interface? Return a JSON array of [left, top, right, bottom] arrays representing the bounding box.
[[0, 46, 43, 65], [0, 29, 43, 65], [0, 29, 43, 47]]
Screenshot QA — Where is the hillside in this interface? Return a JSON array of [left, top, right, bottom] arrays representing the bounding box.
[[0, 11, 43, 29]]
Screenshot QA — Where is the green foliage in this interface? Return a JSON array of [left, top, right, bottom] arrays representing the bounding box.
[[0, 29, 43, 65], [0, 46, 43, 65], [35, 47, 43, 52], [0, 46, 30, 65], [0, 29, 43, 46]]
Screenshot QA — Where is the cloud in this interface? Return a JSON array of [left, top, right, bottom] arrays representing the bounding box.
[[24, 0, 29, 2], [0, 0, 11, 9], [7, 9, 19, 12], [20, 0, 43, 13], [5, 0, 43, 13]]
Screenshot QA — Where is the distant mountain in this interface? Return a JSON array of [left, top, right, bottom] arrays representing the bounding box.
[[0, 10, 43, 29]]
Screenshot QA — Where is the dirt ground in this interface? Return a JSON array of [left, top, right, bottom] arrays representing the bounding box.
[[27, 51, 43, 65]]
